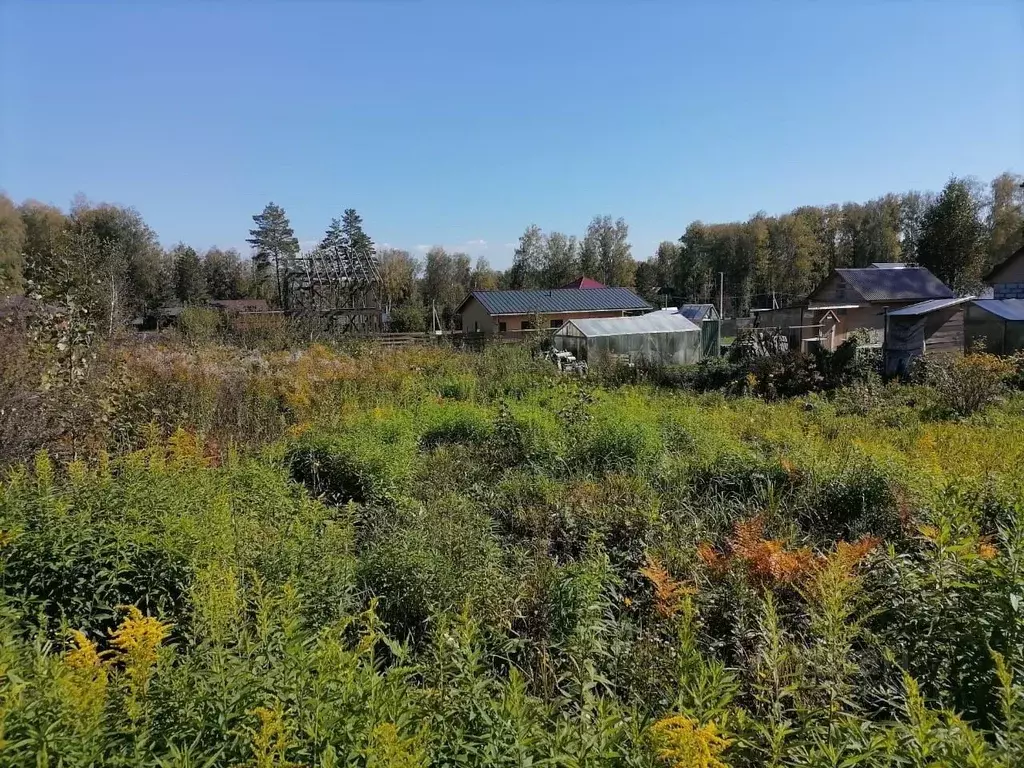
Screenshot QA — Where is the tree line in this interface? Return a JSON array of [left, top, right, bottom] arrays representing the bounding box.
[[1, 171, 1020, 334]]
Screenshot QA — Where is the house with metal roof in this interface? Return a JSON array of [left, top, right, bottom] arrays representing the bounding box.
[[553, 312, 702, 366], [882, 296, 973, 376], [804, 266, 956, 348], [985, 245, 1024, 300], [456, 287, 651, 334]]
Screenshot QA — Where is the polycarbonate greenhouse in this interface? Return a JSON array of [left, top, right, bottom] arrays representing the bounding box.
[[553, 313, 702, 366], [966, 300, 1024, 354]]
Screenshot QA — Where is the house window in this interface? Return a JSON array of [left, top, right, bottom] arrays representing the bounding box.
[[498, 322, 507, 333], [521, 320, 536, 330], [549, 318, 564, 329]]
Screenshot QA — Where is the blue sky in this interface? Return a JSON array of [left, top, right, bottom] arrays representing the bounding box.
[[1, 1, 1022, 267]]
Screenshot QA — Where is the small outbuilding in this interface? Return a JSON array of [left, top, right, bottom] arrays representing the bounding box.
[[883, 296, 972, 376], [553, 312, 702, 366], [966, 299, 1024, 354], [656, 304, 722, 357]]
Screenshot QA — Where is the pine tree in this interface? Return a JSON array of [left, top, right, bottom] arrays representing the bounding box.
[[247, 202, 299, 306]]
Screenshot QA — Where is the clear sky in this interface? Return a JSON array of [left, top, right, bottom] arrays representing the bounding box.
[[1, 1, 1022, 267]]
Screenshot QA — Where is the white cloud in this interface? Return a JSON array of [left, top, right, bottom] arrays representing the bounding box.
[[465, 238, 487, 248]]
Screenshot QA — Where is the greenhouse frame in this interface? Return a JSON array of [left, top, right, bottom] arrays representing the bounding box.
[[966, 300, 1024, 355], [552, 313, 702, 366]]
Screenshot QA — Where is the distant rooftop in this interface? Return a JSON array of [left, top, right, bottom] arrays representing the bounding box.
[[834, 267, 955, 303], [871, 262, 908, 269], [558, 312, 700, 338], [559, 277, 607, 289], [459, 287, 650, 316]]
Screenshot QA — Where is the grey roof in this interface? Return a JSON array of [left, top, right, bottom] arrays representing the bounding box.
[[677, 303, 720, 321], [871, 262, 909, 269], [887, 296, 973, 317], [835, 267, 955, 302], [972, 299, 1024, 322], [985, 245, 1024, 282], [460, 287, 651, 316], [556, 313, 700, 338]]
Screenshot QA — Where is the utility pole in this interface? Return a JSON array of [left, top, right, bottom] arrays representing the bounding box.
[[718, 272, 724, 355]]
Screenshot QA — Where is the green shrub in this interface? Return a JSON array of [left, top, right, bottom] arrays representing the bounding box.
[[490, 402, 564, 469], [924, 351, 1014, 417], [388, 303, 427, 333], [575, 407, 663, 473], [177, 306, 222, 345], [420, 404, 493, 450], [286, 430, 414, 505]]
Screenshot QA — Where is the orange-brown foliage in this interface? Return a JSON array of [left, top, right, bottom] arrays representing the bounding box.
[[640, 555, 695, 618]]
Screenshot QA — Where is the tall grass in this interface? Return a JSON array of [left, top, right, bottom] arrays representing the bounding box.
[[1, 338, 1024, 765]]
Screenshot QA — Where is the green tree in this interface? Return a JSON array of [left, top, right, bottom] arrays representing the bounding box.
[[0, 194, 27, 296], [47, 199, 163, 332], [986, 172, 1024, 269], [470, 257, 500, 291], [583, 215, 634, 286], [508, 224, 545, 289], [633, 259, 660, 303], [541, 231, 579, 287], [899, 191, 934, 265], [341, 208, 375, 265], [378, 248, 421, 310], [170, 244, 208, 304], [917, 177, 987, 294], [203, 247, 248, 300], [422, 247, 469, 325], [247, 202, 299, 306]]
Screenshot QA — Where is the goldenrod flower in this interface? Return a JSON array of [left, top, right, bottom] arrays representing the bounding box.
[[110, 606, 170, 720], [650, 715, 732, 768]]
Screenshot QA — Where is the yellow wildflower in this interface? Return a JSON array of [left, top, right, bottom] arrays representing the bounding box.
[[650, 715, 732, 768], [61, 630, 108, 726], [110, 606, 170, 719], [247, 703, 292, 768], [978, 542, 999, 560]]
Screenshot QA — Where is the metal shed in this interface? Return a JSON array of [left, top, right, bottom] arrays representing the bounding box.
[[966, 300, 1024, 354], [553, 313, 702, 366], [656, 304, 722, 357]]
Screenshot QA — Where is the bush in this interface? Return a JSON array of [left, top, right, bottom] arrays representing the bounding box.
[[575, 407, 663, 473], [177, 307, 222, 346], [925, 352, 1013, 417], [388, 303, 427, 333], [490, 402, 564, 469], [419, 404, 493, 450], [287, 429, 414, 505]]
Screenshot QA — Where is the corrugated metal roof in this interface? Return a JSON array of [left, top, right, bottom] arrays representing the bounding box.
[[653, 304, 719, 321], [556, 313, 700, 338], [835, 267, 955, 302], [887, 297, 973, 317], [678, 303, 719, 321], [871, 262, 908, 269], [462, 287, 651, 316], [972, 299, 1024, 322]]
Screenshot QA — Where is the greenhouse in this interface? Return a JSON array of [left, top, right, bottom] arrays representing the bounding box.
[[966, 299, 1024, 354], [553, 312, 702, 366], [658, 304, 722, 357]]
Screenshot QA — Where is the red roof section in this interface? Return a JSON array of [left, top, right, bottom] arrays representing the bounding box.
[[559, 277, 606, 289]]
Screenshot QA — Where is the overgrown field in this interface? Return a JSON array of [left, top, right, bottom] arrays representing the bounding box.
[[2, 342, 1024, 766]]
